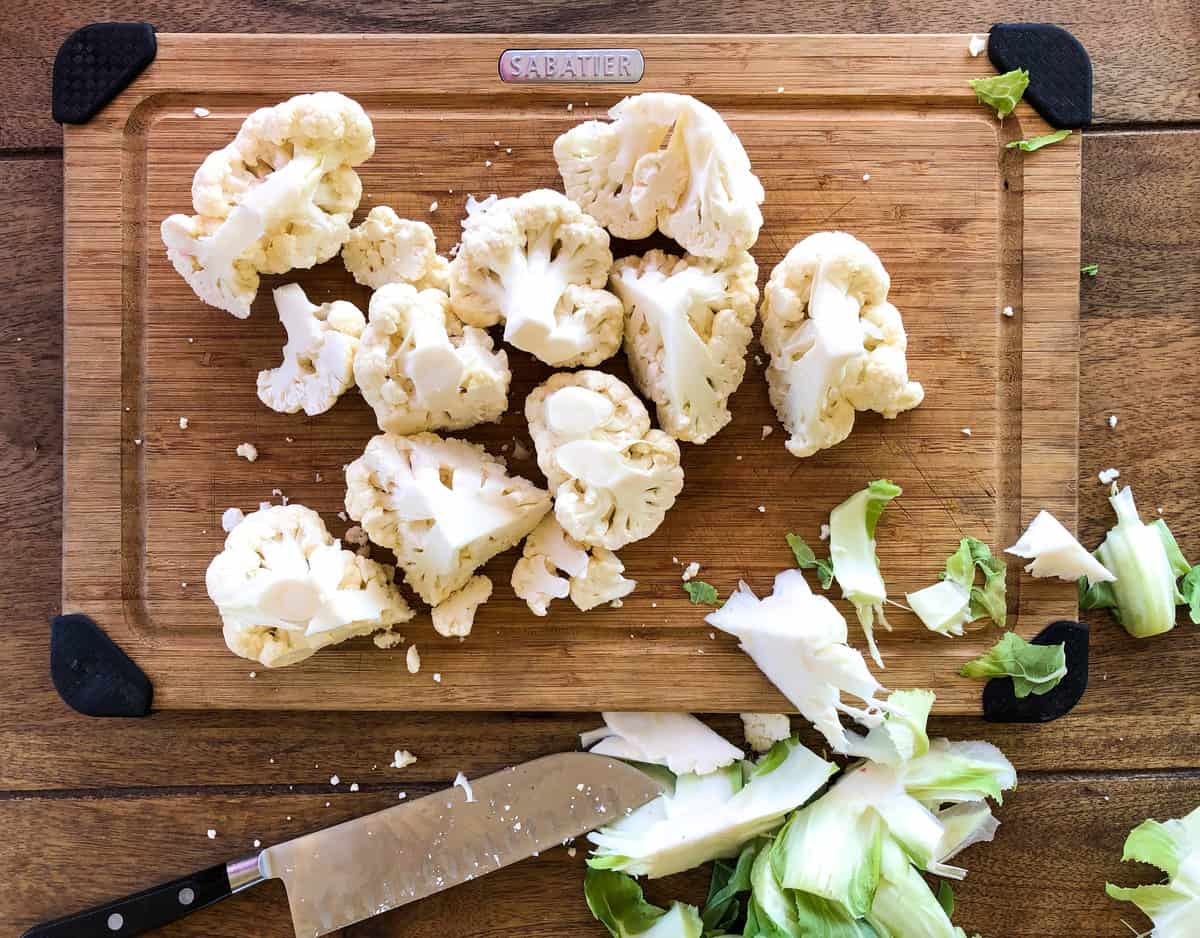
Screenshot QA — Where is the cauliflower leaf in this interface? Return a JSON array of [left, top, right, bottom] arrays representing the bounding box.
[[1005, 129, 1072, 152], [968, 68, 1030, 118], [584, 869, 703, 938], [611, 249, 759, 443], [1106, 805, 1200, 937], [683, 581, 720, 605], [786, 532, 835, 589], [959, 631, 1067, 697], [908, 537, 1007, 636]]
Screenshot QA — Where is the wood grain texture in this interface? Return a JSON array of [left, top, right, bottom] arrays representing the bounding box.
[[4, 0, 1200, 149], [8, 774, 1200, 938], [61, 33, 1080, 713]]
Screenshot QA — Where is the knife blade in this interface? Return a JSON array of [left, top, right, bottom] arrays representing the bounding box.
[[261, 751, 664, 937]]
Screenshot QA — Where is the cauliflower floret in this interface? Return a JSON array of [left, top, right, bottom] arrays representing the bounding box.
[[345, 432, 551, 605], [554, 92, 765, 258], [612, 249, 759, 443], [256, 284, 365, 416], [740, 713, 792, 753], [760, 231, 924, 458], [354, 283, 510, 434], [511, 515, 636, 615], [526, 371, 684, 550], [161, 92, 374, 318], [432, 574, 493, 639], [205, 504, 413, 668], [448, 189, 623, 367], [342, 207, 450, 290]]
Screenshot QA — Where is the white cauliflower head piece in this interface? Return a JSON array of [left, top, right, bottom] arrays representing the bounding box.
[[448, 188, 623, 367], [760, 231, 925, 458], [526, 371, 684, 550], [161, 92, 375, 318], [354, 283, 510, 434], [256, 284, 365, 416], [341, 207, 450, 291], [345, 432, 551, 605], [205, 504, 413, 668], [511, 515, 636, 615], [432, 574, 492, 639], [612, 248, 759, 443], [554, 92, 765, 258]]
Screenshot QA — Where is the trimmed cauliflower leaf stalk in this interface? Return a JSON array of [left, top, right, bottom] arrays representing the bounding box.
[[1106, 803, 1200, 936], [611, 249, 759, 443], [256, 284, 364, 416], [162, 92, 375, 318], [449, 188, 623, 367], [527, 371, 684, 550], [581, 712, 743, 776], [1006, 509, 1116, 583], [344, 432, 550, 605], [511, 515, 635, 615], [589, 737, 835, 879], [706, 569, 895, 758], [760, 232, 924, 458], [431, 574, 492, 639], [205, 504, 413, 668], [1081, 485, 1190, 638], [830, 479, 902, 667], [354, 282, 510, 434], [554, 92, 765, 258], [341, 207, 450, 290], [772, 689, 1015, 919]]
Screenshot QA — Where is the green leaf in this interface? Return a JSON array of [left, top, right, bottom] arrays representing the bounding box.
[[1152, 519, 1191, 578], [701, 840, 760, 933], [793, 890, 881, 937], [938, 537, 1007, 627], [1180, 565, 1200, 625], [968, 68, 1030, 118], [1081, 263, 1099, 277], [786, 534, 835, 589], [864, 480, 902, 537], [683, 581, 720, 606], [1005, 129, 1072, 151], [584, 868, 667, 937], [752, 738, 793, 779], [1078, 564, 1119, 612], [959, 632, 1067, 698], [936, 882, 955, 917], [1106, 806, 1200, 934]]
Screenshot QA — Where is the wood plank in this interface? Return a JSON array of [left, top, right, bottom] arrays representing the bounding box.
[[6, 774, 1200, 937], [61, 33, 1080, 713], [4, 1, 1199, 150]]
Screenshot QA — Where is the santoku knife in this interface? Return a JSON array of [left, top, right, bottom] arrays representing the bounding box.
[[22, 752, 665, 938]]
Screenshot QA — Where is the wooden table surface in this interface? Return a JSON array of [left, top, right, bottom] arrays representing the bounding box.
[[2, 3, 1198, 936]]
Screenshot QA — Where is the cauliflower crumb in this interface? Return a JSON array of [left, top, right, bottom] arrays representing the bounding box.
[[221, 507, 245, 532], [968, 34, 988, 56], [429, 200, 439, 212], [566, 103, 574, 112], [819, 523, 831, 541], [330, 774, 340, 786], [433, 672, 442, 683], [512, 438, 532, 461], [206, 829, 216, 839], [193, 106, 210, 117], [373, 629, 405, 649], [314, 471, 322, 483], [337, 511, 348, 522], [187, 337, 194, 343], [1098, 468, 1120, 484], [1002, 306, 1015, 318], [390, 750, 418, 769], [398, 791, 407, 800], [776, 86, 785, 93], [1108, 415, 1118, 428], [961, 427, 972, 436], [681, 562, 701, 582], [454, 771, 476, 803], [757, 505, 766, 513], [285, 436, 295, 443], [567, 846, 577, 857], [761, 425, 774, 439], [349, 783, 359, 792], [610, 599, 624, 608], [406, 644, 421, 674], [178, 416, 189, 429], [249, 671, 256, 678], [181, 581, 188, 588], [862, 173, 871, 181], [236, 442, 258, 462], [344, 525, 369, 547], [253, 839, 261, 848], [505, 147, 512, 154], [134, 438, 143, 446], [484, 160, 493, 168]]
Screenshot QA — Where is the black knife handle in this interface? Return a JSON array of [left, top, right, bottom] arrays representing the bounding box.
[[21, 861, 238, 938]]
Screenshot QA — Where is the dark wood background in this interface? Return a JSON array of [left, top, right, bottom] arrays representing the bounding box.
[[2, 3, 1199, 936]]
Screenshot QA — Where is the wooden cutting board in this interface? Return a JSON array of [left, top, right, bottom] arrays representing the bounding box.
[[62, 33, 1080, 712]]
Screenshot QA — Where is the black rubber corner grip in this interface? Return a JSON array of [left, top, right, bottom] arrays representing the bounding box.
[[51, 614, 153, 717], [52, 22, 157, 124], [988, 23, 1092, 129], [982, 620, 1088, 723]]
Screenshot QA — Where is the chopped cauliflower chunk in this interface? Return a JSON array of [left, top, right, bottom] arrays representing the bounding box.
[[161, 92, 374, 317], [760, 231, 924, 458], [345, 432, 550, 605], [236, 443, 258, 462], [354, 282, 510, 434], [432, 574, 493, 639], [526, 372, 683, 550], [256, 284, 365, 416], [740, 712, 792, 753], [511, 515, 636, 615], [406, 644, 421, 674], [611, 249, 759, 443], [341, 207, 450, 291], [205, 504, 413, 668], [449, 189, 623, 367], [554, 92, 764, 258]]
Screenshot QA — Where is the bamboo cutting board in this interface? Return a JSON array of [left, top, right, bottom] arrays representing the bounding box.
[[62, 34, 1081, 711]]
